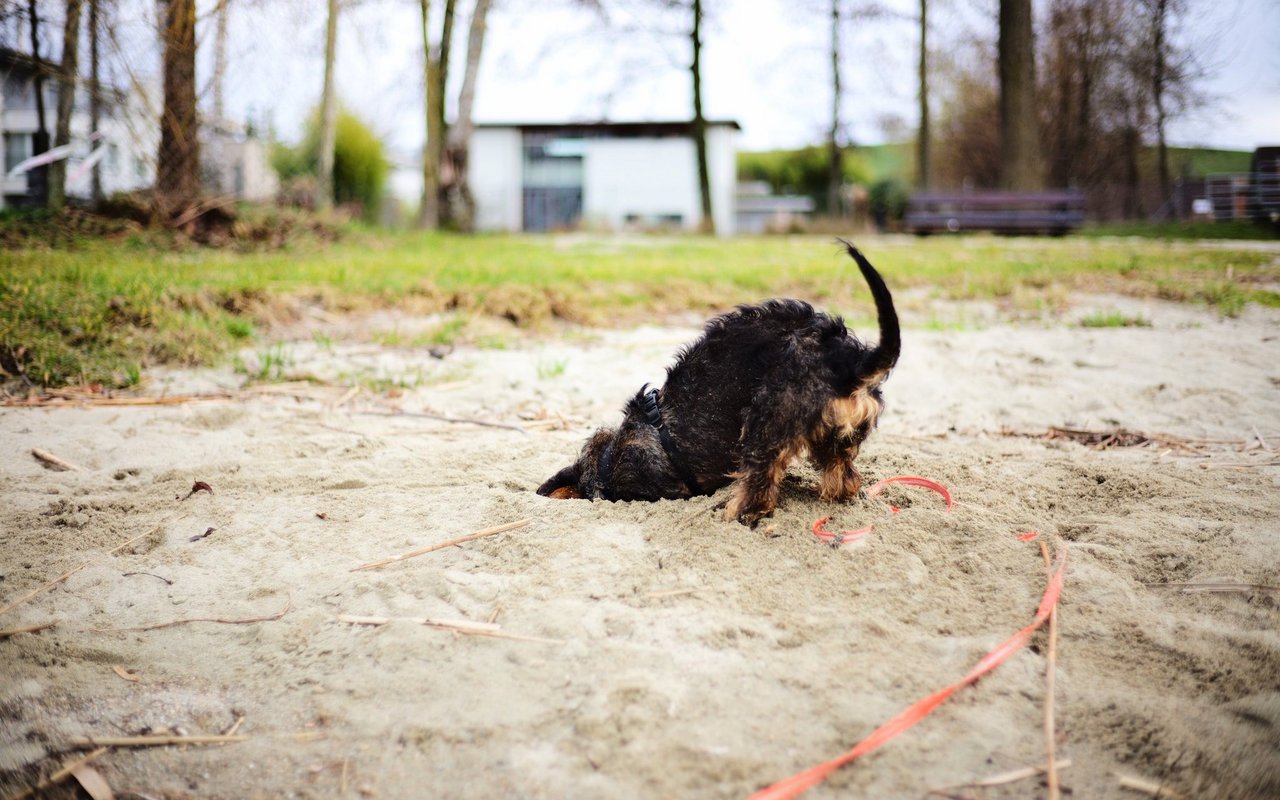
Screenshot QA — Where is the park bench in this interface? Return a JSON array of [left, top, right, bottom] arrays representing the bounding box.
[[905, 190, 1086, 235]]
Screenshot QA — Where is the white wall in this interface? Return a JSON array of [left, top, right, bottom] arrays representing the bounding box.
[[582, 137, 698, 231], [706, 124, 738, 236], [469, 127, 522, 231]]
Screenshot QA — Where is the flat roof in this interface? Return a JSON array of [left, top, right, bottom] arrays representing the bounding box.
[[475, 120, 742, 136]]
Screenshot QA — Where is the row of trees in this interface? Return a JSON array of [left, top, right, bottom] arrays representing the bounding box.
[[937, 0, 1206, 217], [7, 0, 1213, 225]]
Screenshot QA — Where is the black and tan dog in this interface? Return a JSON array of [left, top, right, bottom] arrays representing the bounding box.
[[537, 242, 900, 526]]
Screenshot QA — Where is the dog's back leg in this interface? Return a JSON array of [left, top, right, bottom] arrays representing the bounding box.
[[724, 391, 814, 527], [808, 391, 882, 501], [809, 424, 870, 501]]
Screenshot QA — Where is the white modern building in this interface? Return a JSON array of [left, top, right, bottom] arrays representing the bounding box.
[[1, 48, 158, 208], [467, 120, 740, 235]]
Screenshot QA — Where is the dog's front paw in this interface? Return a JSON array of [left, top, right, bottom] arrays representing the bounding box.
[[736, 508, 773, 528]]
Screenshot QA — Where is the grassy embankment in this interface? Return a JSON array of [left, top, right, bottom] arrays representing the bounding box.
[[1, 229, 1277, 388]]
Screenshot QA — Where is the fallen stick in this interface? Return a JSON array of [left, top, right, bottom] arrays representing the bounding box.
[[350, 519, 531, 572], [927, 758, 1073, 794], [4, 747, 110, 800], [93, 593, 292, 632], [1251, 425, 1270, 451], [338, 614, 562, 644], [1197, 459, 1280, 469], [31, 448, 83, 471], [0, 526, 160, 617], [1039, 540, 1061, 800], [221, 715, 245, 737], [68, 734, 247, 748], [0, 620, 56, 638], [332, 385, 360, 408], [1144, 581, 1279, 594], [352, 409, 528, 433], [7, 393, 233, 407], [1117, 773, 1187, 799]]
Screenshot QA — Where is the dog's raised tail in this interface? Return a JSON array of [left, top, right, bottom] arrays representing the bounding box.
[[839, 240, 900, 382]]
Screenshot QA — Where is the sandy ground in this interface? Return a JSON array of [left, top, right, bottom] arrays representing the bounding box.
[[1, 293, 1278, 800]]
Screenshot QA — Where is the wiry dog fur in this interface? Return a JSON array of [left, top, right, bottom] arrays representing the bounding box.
[[537, 242, 900, 526]]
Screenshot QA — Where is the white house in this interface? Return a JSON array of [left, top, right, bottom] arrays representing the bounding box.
[[201, 118, 279, 203], [2, 47, 276, 209], [1, 48, 158, 208], [467, 120, 740, 235]]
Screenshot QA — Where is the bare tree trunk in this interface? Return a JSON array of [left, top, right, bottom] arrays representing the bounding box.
[[443, 0, 492, 232], [89, 0, 102, 202], [421, 0, 456, 229], [826, 0, 843, 216], [1122, 123, 1141, 218], [317, 0, 339, 213], [27, 0, 49, 205], [916, 0, 930, 190], [212, 0, 230, 123], [49, 0, 84, 211], [690, 0, 714, 233], [157, 0, 200, 214], [1151, 0, 1170, 214], [998, 0, 1041, 190]]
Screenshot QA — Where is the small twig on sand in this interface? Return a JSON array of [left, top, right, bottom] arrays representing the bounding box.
[[31, 448, 83, 471], [1039, 540, 1061, 800], [221, 715, 245, 737], [678, 496, 728, 528], [123, 571, 174, 585], [927, 759, 1073, 795], [0, 620, 57, 638], [92, 592, 292, 633], [0, 526, 160, 617], [352, 409, 528, 433], [332, 386, 360, 409], [5, 747, 110, 800], [5, 393, 233, 408], [351, 520, 531, 572], [1144, 581, 1279, 594], [644, 585, 729, 599], [1252, 426, 1271, 451], [111, 665, 141, 683], [1197, 459, 1280, 469], [1117, 773, 1188, 799], [339, 614, 563, 644], [69, 734, 247, 748]]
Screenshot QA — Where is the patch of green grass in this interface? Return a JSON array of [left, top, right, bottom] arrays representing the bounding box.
[[372, 329, 405, 347], [3, 230, 1277, 388], [416, 315, 469, 347], [225, 317, 255, 339], [1079, 311, 1152, 328], [537, 357, 567, 380], [236, 343, 292, 382]]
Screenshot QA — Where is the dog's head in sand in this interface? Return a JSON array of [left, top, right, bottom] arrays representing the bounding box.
[[537, 242, 900, 526]]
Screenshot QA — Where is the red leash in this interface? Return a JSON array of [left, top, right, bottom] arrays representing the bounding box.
[[747, 543, 1069, 800], [812, 475, 954, 546]]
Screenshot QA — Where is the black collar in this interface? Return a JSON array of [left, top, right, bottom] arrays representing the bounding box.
[[639, 384, 705, 496]]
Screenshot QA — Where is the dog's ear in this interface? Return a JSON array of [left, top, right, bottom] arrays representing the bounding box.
[[537, 464, 582, 499]]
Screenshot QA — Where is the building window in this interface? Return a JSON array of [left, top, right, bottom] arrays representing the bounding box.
[[522, 132, 584, 232], [4, 133, 32, 173]]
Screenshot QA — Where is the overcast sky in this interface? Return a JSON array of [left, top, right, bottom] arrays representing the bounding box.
[[115, 0, 1280, 158]]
